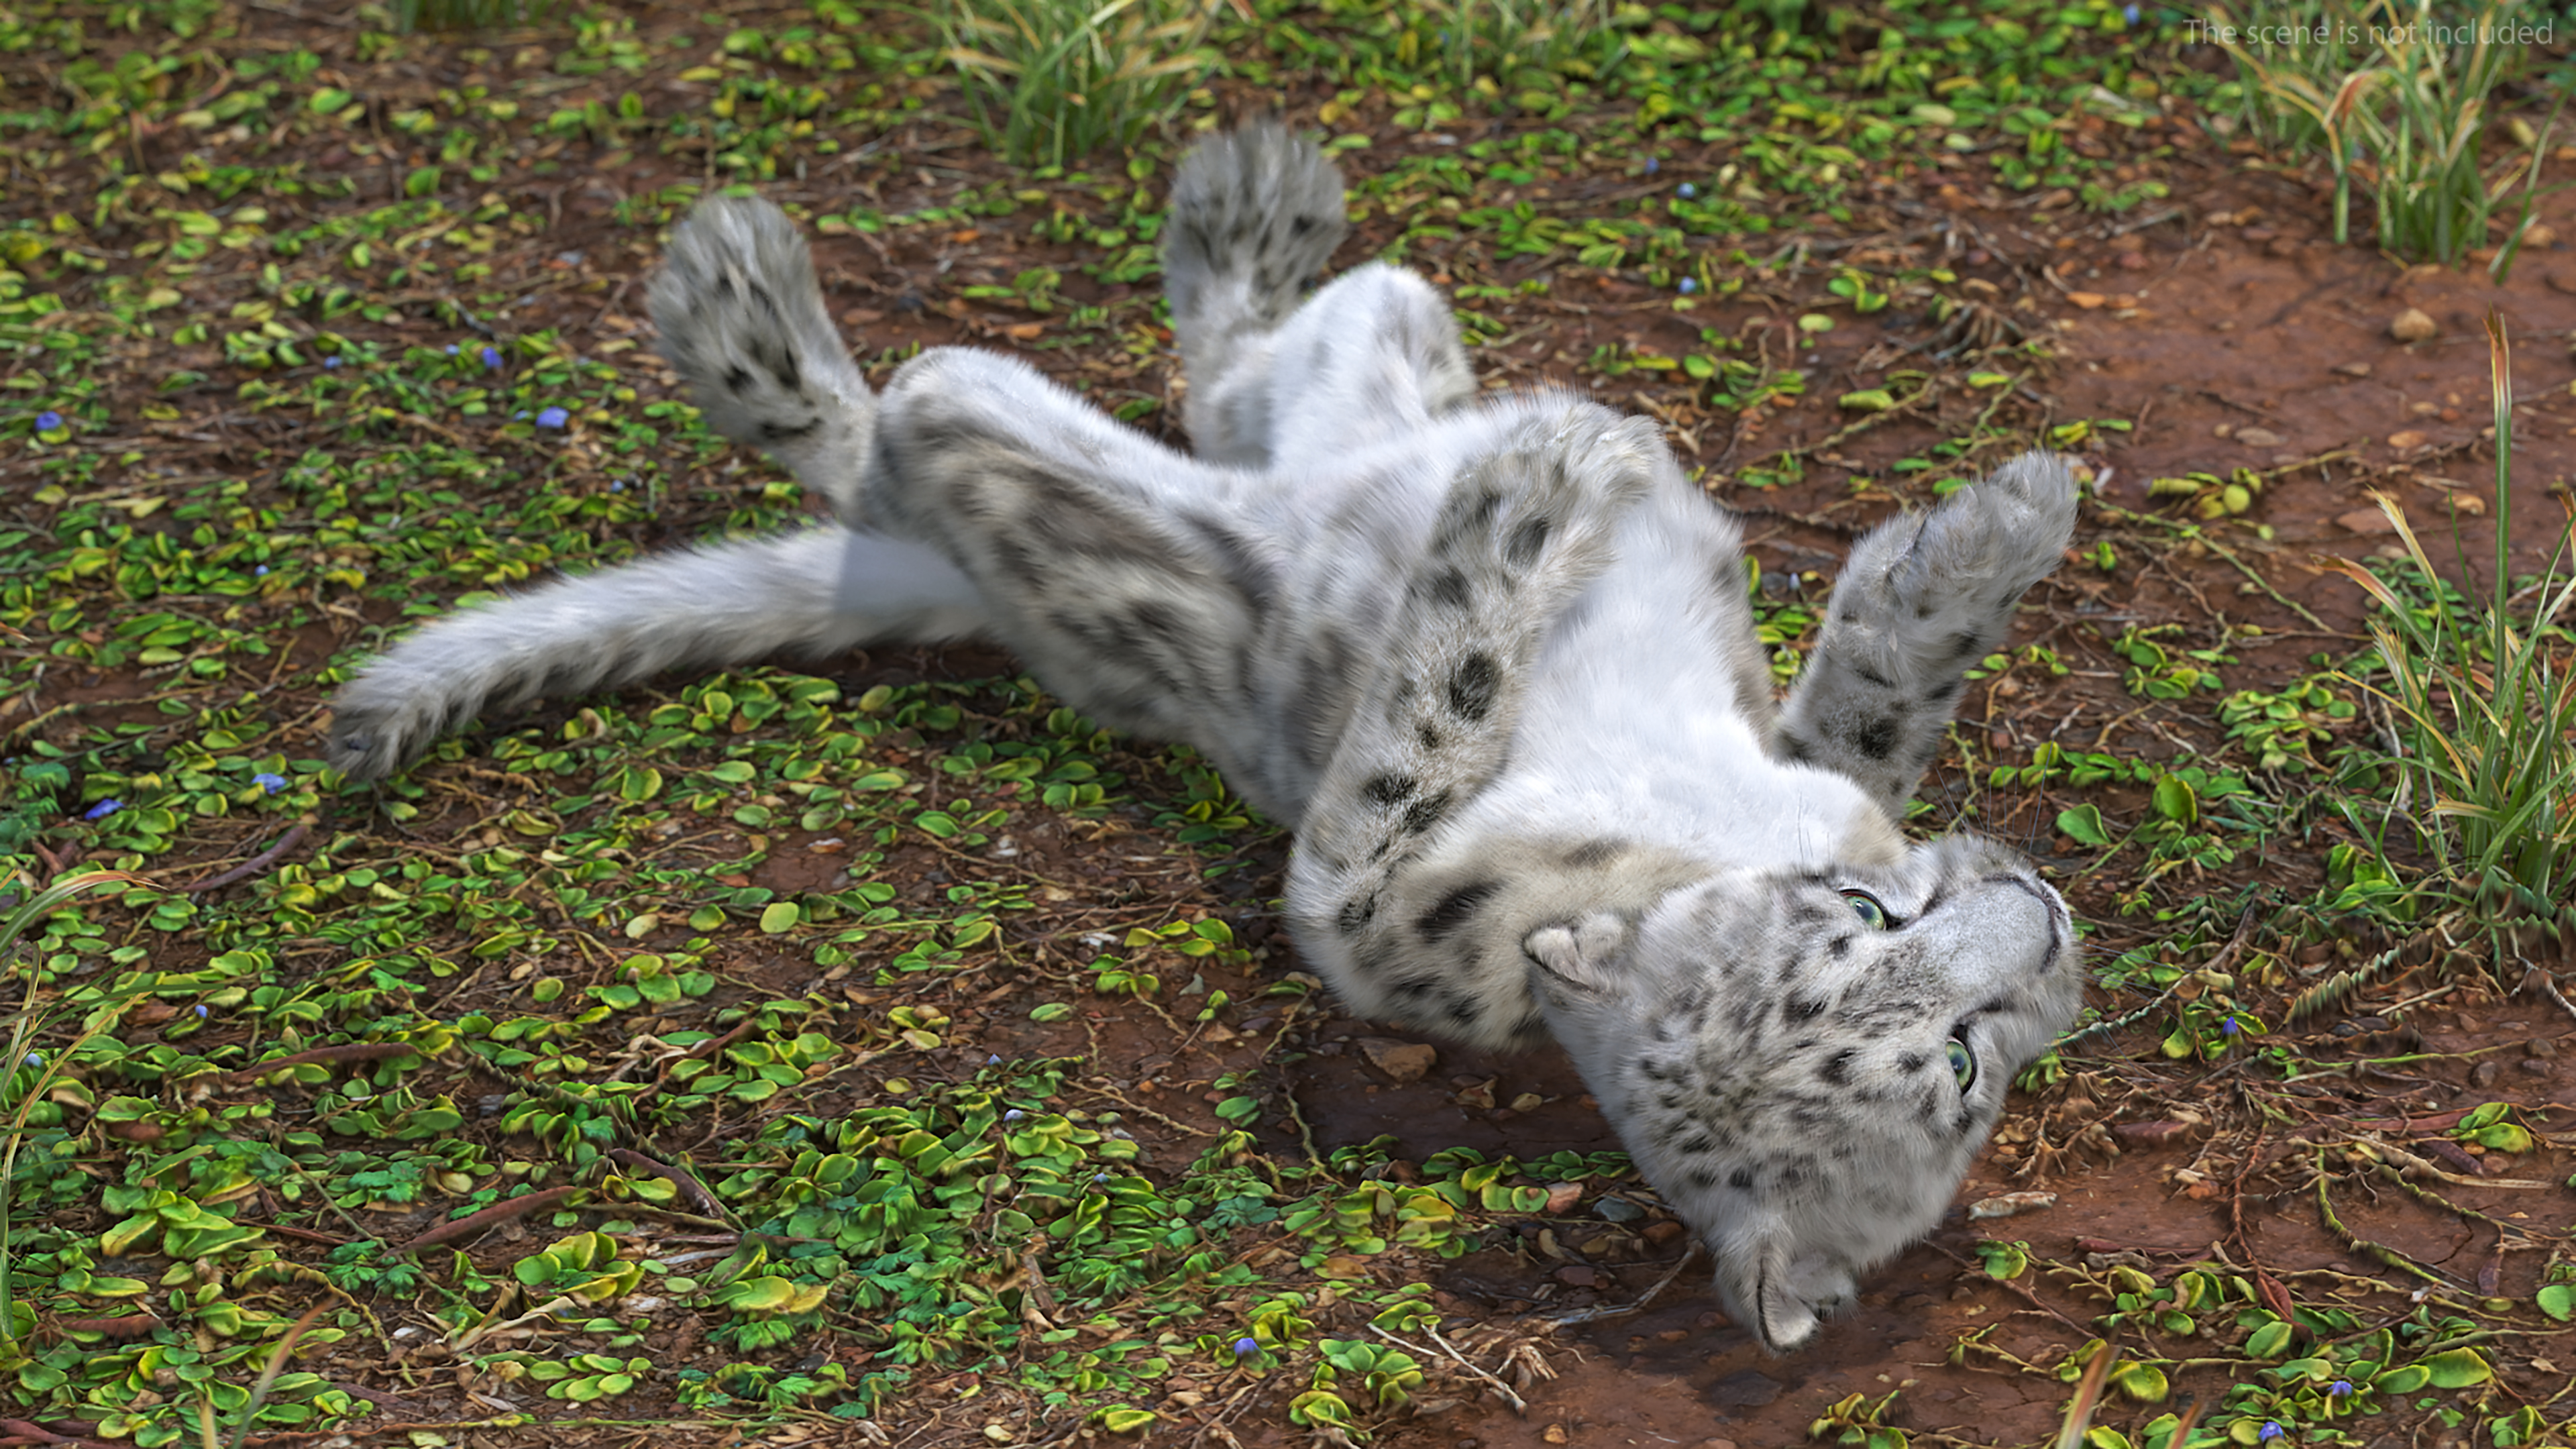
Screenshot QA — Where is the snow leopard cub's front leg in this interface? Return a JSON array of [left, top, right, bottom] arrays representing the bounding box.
[[1777, 451, 2078, 814], [1285, 402, 1664, 1042]]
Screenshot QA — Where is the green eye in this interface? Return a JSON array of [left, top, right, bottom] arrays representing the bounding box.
[[1840, 890, 1888, 929], [1947, 1039, 1976, 1090]]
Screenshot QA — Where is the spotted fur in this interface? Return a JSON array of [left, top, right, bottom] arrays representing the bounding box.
[[323, 125, 2088, 1352]]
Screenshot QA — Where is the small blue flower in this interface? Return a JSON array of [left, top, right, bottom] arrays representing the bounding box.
[[1004, 1108, 1026, 1122], [253, 772, 287, 794], [1644, 156, 1660, 174], [1677, 182, 1698, 199], [2326, 1379, 2353, 1398], [1678, 277, 1699, 295], [2123, 1, 2140, 20], [536, 406, 570, 429], [1232, 1336, 1259, 1357], [83, 798, 123, 821], [481, 345, 503, 369], [2222, 1014, 2242, 1037], [609, 478, 627, 492], [2258, 1423, 2283, 1443], [445, 343, 460, 356], [35, 410, 63, 432], [193, 1004, 209, 1019], [23, 1052, 42, 1068], [254, 564, 269, 576], [985, 1053, 1002, 1066], [324, 356, 343, 369]]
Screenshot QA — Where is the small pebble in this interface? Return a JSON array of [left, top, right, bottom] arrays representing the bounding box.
[[2390, 307, 2438, 343]]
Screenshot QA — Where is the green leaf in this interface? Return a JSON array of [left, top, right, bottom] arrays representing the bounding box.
[[2375, 1364, 2430, 1394], [2537, 1283, 2573, 1322], [2421, 1348, 2492, 1388], [1976, 1240, 2028, 1280], [2108, 1360, 2167, 1402], [1093, 1407, 1157, 1434], [2150, 773, 2199, 826], [2057, 804, 2112, 848], [309, 87, 355, 113], [1028, 1002, 1075, 1022], [757, 902, 801, 934], [1838, 388, 1896, 412], [2246, 1318, 2297, 1358]]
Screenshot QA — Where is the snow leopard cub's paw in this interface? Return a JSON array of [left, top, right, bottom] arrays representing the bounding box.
[[1419, 407, 1662, 616], [1892, 449, 2080, 615], [1162, 121, 1348, 334], [648, 196, 874, 524], [1827, 449, 2076, 686], [1779, 451, 2076, 811]]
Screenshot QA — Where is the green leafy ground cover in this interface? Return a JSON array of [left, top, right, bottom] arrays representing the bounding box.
[[2, 0, 2574, 1444]]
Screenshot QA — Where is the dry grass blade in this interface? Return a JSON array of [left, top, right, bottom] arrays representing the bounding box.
[[2053, 1341, 2118, 1449], [220, 1302, 330, 1449]]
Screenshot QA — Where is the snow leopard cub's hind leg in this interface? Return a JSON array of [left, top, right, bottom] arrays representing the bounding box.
[[1778, 451, 2078, 814], [645, 195, 877, 528], [1162, 122, 1348, 466], [858, 342, 1332, 812], [1163, 124, 1474, 469]]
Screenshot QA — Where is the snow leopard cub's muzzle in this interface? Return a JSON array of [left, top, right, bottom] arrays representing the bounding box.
[[1524, 835, 2082, 1353]]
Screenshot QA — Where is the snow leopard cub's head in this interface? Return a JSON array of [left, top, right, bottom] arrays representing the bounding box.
[[1525, 833, 2080, 1353]]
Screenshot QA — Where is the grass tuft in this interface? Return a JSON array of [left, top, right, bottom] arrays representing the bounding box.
[[936, 0, 1226, 170], [2206, 0, 2562, 276], [2324, 313, 2576, 969], [386, 0, 557, 34], [0, 869, 152, 1355], [1432, 0, 1615, 91]]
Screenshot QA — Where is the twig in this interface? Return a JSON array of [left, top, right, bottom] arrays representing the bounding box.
[[603, 1148, 735, 1224], [390, 1186, 579, 1257], [2519, 965, 2576, 1026], [181, 822, 311, 894], [1369, 1322, 1528, 1415], [2060, 906, 2256, 1051], [1541, 1244, 1701, 1327]]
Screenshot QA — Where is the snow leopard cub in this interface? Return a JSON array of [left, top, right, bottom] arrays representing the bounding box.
[[326, 123, 2086, 1352]]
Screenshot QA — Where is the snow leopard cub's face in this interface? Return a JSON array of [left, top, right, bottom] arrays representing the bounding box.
[[1527, 834, 2080, 1353]]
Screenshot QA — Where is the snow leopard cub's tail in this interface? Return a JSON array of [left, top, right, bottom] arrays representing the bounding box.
[[647, 196, 875, 527], [1162, 121, 1348, 460], [326, 531, 988, 780]]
